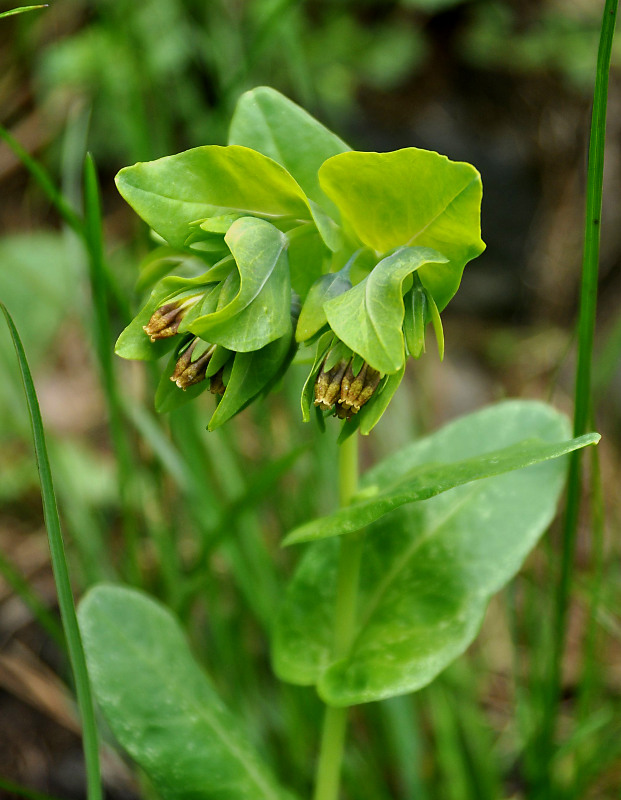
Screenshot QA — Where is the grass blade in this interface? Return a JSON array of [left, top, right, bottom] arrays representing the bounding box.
[[0, 303, 102, 800], [83, 153, 141, 583], [0, 5, 47, 19], [542, 0, 619, 785], [0, 125, 81, 233]]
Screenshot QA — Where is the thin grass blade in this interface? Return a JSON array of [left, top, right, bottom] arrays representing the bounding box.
[[0, 303, 102, 800]]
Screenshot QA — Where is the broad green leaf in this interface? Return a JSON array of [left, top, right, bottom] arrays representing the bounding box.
[[189, 217, 291, 351], [272, 401, 599, 705], [284, 433, 599, 545], [229, 86, 350, 219], [208, 334, 294, 430], [79, 585, 295, 800], [319, 148, 485, 310], [325, 247, 447, 374], [115, 145, 312, 249]]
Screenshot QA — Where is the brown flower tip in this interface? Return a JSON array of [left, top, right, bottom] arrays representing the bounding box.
[[314, 357, 382, 420], [170, 339, 215, 390], [208, 368, 226, 396], [143, 296, 200, 341]]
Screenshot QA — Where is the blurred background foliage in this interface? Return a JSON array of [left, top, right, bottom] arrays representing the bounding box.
[[1, 0, 621, 798]]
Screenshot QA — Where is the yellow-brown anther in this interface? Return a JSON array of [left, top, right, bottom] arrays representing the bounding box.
[[170, 339, 215, 390], [314, 358, 350, 411], [339, 363, 381, 414], [144, 297, 199, 341]]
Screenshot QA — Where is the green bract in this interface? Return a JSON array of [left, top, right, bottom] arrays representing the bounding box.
[[115, 86, 485, 430]]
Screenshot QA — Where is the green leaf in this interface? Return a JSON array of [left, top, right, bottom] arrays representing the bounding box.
[[189, 217, 290, 352], [208, 334, 294, 431], [272, 400, 599, 705], [319, 148, 485, 310], [285, 433, 599, 546], [325, 247, 447, 374], [78, 585, 295, 800], [115, 145, 312, 249], [229, 87, 350, 219]]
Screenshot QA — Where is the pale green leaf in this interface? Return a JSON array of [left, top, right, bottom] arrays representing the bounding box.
[[115, 145, 312, 249], [319, 148, 485, 310], [79, 585, 296, 800], [189, 217, 291, 352], [229, 86, 349, 219], [272, 401, 599, 705], [284, 433, 599, 545]]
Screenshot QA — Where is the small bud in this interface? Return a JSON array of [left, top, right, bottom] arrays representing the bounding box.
[[144, 296, 200, 341], [170, 339, 215, 390]]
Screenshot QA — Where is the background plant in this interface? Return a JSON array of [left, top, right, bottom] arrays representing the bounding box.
[[0, 2, 620, 799]]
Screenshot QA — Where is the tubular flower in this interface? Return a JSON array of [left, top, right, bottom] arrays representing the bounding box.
[[314, 356, 381, 420], [144, 296, 202, 341]]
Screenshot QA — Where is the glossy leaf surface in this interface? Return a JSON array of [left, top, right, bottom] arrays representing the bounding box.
[[229, 86, 349, 218], [285, 433, 598, 545], [190, 217, 290, 351], [319, 148, 485, 310], [79, 585, 296, 800], [272, 401, 599, 706], [115, 145, 312, 248], [325, 246, 447, 374]]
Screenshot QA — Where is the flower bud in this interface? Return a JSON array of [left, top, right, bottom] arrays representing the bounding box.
[[144, 296, 200, 341], [314, 356, 382, 419], [314, 358, 350, 411], [170, 338, 215, 389]]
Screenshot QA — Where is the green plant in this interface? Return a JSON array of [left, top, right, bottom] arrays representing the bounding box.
[[66, 87, 598, 800]]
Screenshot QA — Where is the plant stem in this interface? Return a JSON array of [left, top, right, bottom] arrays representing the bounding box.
[[540, 0, 618, 788], [313, 432, 363, 800]]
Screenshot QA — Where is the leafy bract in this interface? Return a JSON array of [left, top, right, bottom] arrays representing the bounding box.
[[325, 247, 447, 374], [79, 585, 296, 800], [272, 401, 599, 706], [190, 217, 290, 352], [115, 144, 312, 249], [208, 334, 293, 431], [319, 148, 485, 311], [229, 86, 350, 219]]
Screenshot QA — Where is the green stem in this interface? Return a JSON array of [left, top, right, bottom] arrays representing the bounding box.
[[313, 433, 363, 800], [540, 0, 618, 786]]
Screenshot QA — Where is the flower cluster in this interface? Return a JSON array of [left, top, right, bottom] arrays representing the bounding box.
[[114, 87, 484, 433]]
